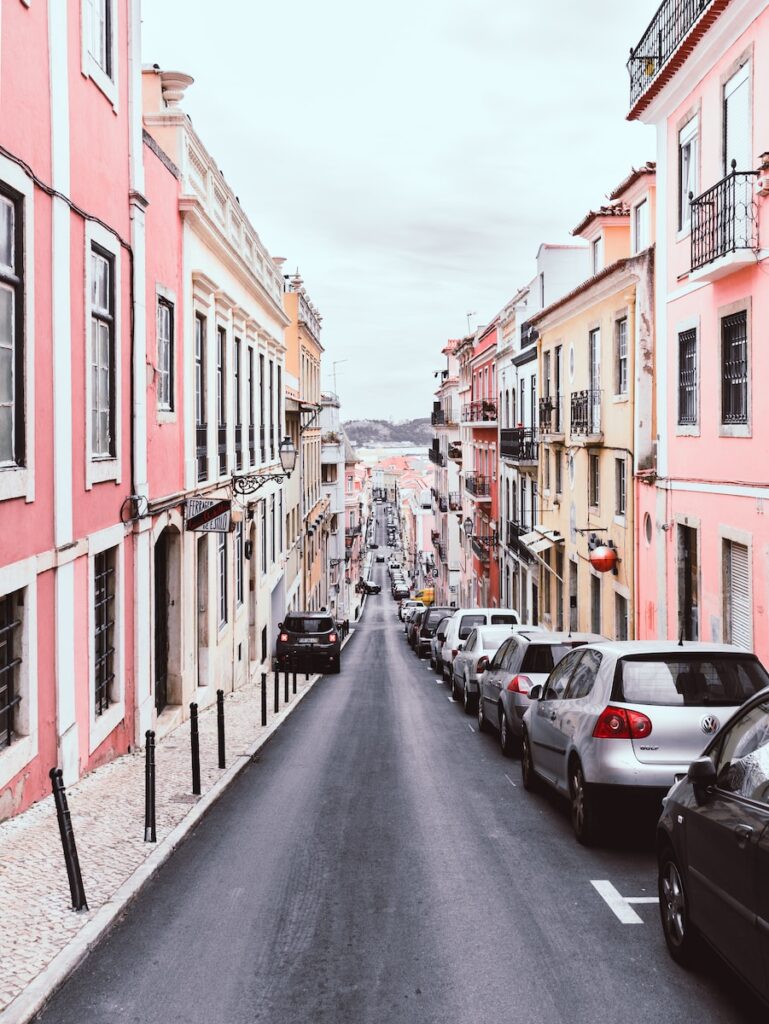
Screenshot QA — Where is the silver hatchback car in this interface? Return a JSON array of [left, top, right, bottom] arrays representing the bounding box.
[[521, 641, 769, 845]]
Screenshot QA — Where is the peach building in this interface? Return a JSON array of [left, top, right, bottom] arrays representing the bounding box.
[[629, 0, 769, 655]]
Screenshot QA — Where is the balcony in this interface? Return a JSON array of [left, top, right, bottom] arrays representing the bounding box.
[[464, 473, 491, 500], [428, 445, 446, 467], [260, 425, 266, 463], [505, 520, 535, 566], [196, 423, 208, 482], [235, 425, 243, 472], [627, 0, 715, 110], [435, 539, 446, 564], [462, 399, 497, 426], [438, 495, 448, 513], [431, 406, 457, 427], [471, 535, 492, 563], [520, 319, 538, 348], [538, 395, 563, 436], [500, 427, 538, 467], [689, 167, 759, 281], [570, 390, 603, 439], [448, 491, 461, 511], [448, 442, 462, 463], [248, 425, 255, 465], [218, 425, 228, 476]]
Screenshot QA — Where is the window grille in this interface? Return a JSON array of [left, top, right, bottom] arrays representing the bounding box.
[[678, 329, 697, 425], [0, 591, 22, 750], [94, 551, 115, 716], [721, 311, 748, 425]]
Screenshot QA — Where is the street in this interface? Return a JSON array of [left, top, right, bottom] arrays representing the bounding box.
[[35, 512, 761, 1024]]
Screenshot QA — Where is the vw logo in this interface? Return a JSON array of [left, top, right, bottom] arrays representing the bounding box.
[[700, 714, 720, 735]]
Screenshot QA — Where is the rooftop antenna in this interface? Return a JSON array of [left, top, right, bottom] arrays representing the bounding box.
[[678, 622, 684, 647], [466, 311, 476, 335], [332, 359, 347, 396]]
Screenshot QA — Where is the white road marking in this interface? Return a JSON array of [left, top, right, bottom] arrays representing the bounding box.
[[447, 696, 456, 703], [591, 880, 659, 924], [467, 724, 475, 733], [435, 679, 444, 685], [504, 773, 517, 788]]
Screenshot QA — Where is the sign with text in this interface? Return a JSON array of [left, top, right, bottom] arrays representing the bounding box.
[[185, 498, 232, 533]]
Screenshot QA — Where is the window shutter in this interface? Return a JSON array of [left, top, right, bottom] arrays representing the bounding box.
[[726, 541, 751, 650]]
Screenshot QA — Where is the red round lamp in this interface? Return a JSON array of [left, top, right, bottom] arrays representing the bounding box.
[[589, 545, 618, 573]]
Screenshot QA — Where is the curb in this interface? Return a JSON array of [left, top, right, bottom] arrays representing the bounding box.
[[2, 629, 358, 1024]]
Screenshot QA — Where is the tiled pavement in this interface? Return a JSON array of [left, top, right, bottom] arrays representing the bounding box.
[[0, 658, 332, 1019]]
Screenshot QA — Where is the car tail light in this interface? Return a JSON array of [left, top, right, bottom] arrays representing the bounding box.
[[476, 656, 489, 673], [328, 633, 338, 643], [506, 674, 532, 694], [592, 705, 653, 739], [279, 633, 289, 643], [451, 649, 459, 660]]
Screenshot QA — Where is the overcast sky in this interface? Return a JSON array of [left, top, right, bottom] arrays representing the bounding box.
[[142, 1, 658, 422]]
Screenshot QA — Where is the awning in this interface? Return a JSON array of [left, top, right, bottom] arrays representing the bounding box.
[[519, 525, 565, 554]]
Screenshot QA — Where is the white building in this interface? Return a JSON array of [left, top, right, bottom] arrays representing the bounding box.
[[321, 392, 347, 622]]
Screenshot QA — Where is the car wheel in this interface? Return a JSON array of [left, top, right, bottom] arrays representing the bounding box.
[[450, 672, 460, 701], [462, 679, 474, 716], [658, 847, 697, 966], [499, 708, 517, 757], [476, 689, 489, 732], [521, 730, 538, 791], [569, 759, 598, 846]]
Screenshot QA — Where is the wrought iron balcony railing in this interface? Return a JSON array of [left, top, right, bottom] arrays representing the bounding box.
[[570, 390, 602, 436], [260, 425, 266, 463], [234, 425, 243, 471], [471, 535, 492, 563], [218, 425, 228, 476], [196, 423, 208, 482], [500, 427, 538, 464], [538, 395, 563, 434], [431, 406, 457, 426], [627, 0, 714, 109], [448, 491, 461, 511], [428, 446, 445, 466], [462, 399, 497, 424], [248, 425, 255, 465], [438, 496, 448, 513], [464, 473, 490, 497], [690, 165, 759, 271], [435, 540, 446, 564], [506, 519, 535, 565], [520, 319, 538, 348], [448, 442, 462, 462]]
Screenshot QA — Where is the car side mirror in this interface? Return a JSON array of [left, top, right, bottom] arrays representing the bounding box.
[[278, 622, 283, 631], [687, 756, 717, 803], [528, 683, 543, 701], [477, 656, 489, 673], [457, 643, 464, 651]]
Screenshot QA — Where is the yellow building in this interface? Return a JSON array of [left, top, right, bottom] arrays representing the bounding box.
[[528, 165, 656, 639], [283, 271, 330, 611]]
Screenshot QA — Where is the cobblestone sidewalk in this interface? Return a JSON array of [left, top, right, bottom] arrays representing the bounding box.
[[0, 659, 328, 1020]]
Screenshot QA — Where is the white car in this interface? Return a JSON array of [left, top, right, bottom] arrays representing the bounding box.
[[437, 607, 520, 681], [398, 599, 424, 623], [451, 625, 540, 713]]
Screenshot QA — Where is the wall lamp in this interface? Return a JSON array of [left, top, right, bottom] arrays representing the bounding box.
[[232, 436, 297, 495]]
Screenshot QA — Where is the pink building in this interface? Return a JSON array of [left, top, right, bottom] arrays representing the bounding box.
[[0, 1, 144, 813], [630, 0, 769, 655]]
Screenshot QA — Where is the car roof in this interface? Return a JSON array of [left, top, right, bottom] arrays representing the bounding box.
[[583, 639, 751, 657], [449, 607, 519, 621], [522, 631, 606, 645]]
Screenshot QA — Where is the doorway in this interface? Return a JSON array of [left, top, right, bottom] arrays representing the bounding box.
[[677, 525, 699, 641], [154, 532, 169, 713]]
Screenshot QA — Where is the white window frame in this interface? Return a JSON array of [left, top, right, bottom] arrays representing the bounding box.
[[80, 0, 119, 109], [156, 287, 175, 420], [614, 456, 627, 523], [0, 557, 38, 789], [633, 198, 649, 253], [591, 236, 603, 275], [217, 530, 228, 629], [0, 155, 35, 504], [678, 115, 699, 237], [85, 221, 122, 487], [88, 525, 125, 754]]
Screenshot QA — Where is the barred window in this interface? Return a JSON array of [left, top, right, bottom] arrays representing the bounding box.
[[721, 311, 748, 425], [678, 329, 697, 425], [235, 520, 243, 606], [0, 591, 22, 750], [94, 550, 116, 716], [0, 189, 24, 468], [218, 531, 228, 628], [90, 247, 115, 457], [157, 299, 173, 411]]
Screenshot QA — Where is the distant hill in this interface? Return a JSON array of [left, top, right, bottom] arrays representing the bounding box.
[[343, 417, 432, 447]]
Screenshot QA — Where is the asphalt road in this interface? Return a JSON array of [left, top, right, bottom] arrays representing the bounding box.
[[36, 509, 760, 1023]]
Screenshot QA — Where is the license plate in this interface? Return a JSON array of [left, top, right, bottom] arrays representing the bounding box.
[[298, 638, 317, 645]]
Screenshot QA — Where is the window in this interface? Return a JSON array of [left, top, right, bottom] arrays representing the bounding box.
[[279, 490, 284, 554], [235, 521, 243, 606], [554, 449, 562, 494], [260, 500, 267, 574], [678, 117, 698, 231], [543, 551, 551, 615], [217, 326, 227, 476], [270, 495, 275, 564], [268, 359, 274, 460], [248, 347, 255, 464], [90, 247, 115, 458], [217, 532, 228, 628], [156, 298, 173, 411], [259, 352, 266, 462], [615, 317, 628, 395], [85, 0, 112, 76], [0, 591, 21, 750], [195, 314, 207, 481], [543, 450, 550, 491], [678, 328, 697, 425], [555, 552, 564, 632], [615, 593, 629, 641], [530, 377, 536, 430], [615, 457, 626, 516], [714, 701, 769, 803], [617, 654, 766, 707], [565, 650, 602, 700], [588, 453, 600, 508], [724, 540, 751, 650], [591, 236, 603, 275], [590, 574, 601, 635], [721, 311, 748, 425], [0, 189, 23, 468], [539, 273, 545, 307], [544, 650, 582, 700], [234, 338, 242, 470], [93, 549, 116, 716], [723, 64, 750, 175], [634, 199, 649, 252], [519, 379, 525, 429]]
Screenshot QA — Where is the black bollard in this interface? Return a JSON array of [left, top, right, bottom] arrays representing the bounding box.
[[190, 702, 201, 795], [144, 730, 157, 843], [274, 670, 279, 713], [284, 668, 289, 703], [49, 768, 88, 911], [261, 672, 267, 727], [216, 689, 226, 769], [292, 663, 297, 695]]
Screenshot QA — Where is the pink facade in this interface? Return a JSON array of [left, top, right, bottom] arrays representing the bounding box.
[[632, 0, 769, 657]]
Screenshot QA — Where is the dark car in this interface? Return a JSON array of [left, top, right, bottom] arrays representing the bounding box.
[[656, 682, 769, 1005], [407, 610, 425, 649], [415, 606, 454, 659], [363, 581, 381, 595], [275, 613, 341, 674]]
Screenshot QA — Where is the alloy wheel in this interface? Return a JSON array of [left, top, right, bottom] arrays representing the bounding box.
[[571, 764, 585, 834], [661, 860, 686, 947]]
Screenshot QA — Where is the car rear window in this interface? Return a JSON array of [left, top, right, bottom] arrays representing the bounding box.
[[615, 655, 769, 707], [424, 608, 452, 627], [459, 614, 485, 639], [284, 616, 334, 634], [490, 614, 517, 625], [521, 643, 586, 674]]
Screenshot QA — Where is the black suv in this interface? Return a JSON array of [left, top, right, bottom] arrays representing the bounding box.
[[276, 613, 341, 674], [416, 606, 455, 659]]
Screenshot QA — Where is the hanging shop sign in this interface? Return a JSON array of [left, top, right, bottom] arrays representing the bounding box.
[[185, 497, 232, 533], [589, 545, 618, 574]]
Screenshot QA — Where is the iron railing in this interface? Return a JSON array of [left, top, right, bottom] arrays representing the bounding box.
[[248, 425, 256, 465], [93, 553, 115, 717], [462, 399, 497, 423], [218, 425, 228, 476], [0, 594, 21, 751], [448, 442, 462, 462], [538, 395, 563, 434], [627, 0, 714, 108], [506, 520, 534, 565], [431, 406, 456, 426], [448, 491, 461, 511], [570, 390, 602, 436], [234, 425, 243, 472], [438, 496, 448, 513], [500, 427, 538, 463], [520, 319, 538, 348], [465, 473, 490, 497], [428, 446, 445, 467], [260, 425, 266, 463], [690, 165, 759, 271], [196, 423, 208, 482], [471, 535, 492, 563]]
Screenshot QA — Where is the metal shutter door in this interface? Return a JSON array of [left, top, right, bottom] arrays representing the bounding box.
[[727, 541, 752, 650]]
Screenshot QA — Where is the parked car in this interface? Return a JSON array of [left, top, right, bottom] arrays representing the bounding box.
[[403, 605, 423, 636], [414, 606, 454, 659], [656, 686, 769, 1004], [430, 615, 453, 670], [376, 555, 385, 563], [275, 612, 341, 674], [480, 632, 604, 755], [521, 641, 769, 845], [407, 609, 425, 646], [363, 581, 381, 595], [399, 599, 424, 622], [452, 625, 542, 711], [437, 607, 520, 681]]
